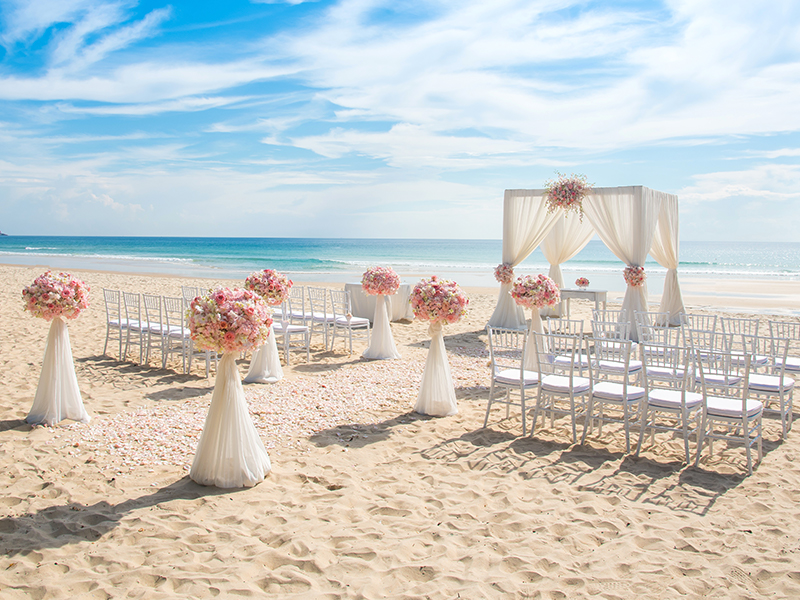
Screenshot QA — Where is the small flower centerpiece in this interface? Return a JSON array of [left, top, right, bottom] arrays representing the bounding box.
[[188, 287, 273, 488], [623, 266, 646, 288], [22, 271, 91, 426], [23, 271, 90, 321], [244, 269, 292, 307], [575, 277, 590, 290], [511, 274, 561, 310], [362, 266, 401, 296], [494, 263, 514, 285], [544, 172, 593, 218], [411, 276, 469, 418], [188, 287, 272, 354]]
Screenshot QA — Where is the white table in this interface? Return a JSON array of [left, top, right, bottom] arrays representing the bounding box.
[[559, 289, 608, 318], [344, 283, 414, 322]]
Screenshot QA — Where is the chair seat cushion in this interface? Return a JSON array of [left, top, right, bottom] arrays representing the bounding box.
[[495, 369, 539, 387], [706, 396, 763, 418], [553, 353, 590, 368], [597, 359, 643, 374], [647, 389, 703, 409], [646, 365, 686, 380], [730, 352, 768, 367], [592, 381, 645, 402], [748, 374, 795, 393], [698, 371, 742, 387], [334, 316, 370, 327], [776, 356, 800, 372], [541, 375, 591, 394]]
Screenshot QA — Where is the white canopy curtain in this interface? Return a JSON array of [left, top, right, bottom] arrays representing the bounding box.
[[489, 186, 684, 342], [649, 193, 685, 325], [582, 187, 663, 342], [487, 190, 561, 329], [540, 212, 595, 317]]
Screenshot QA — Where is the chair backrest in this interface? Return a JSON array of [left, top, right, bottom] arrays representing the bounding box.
[[122, 291, 141, 324], [684, 326, 731, 355], [163, 296, 187, 333], [639, 340, 693, 390], [534, 331, 589, 381], [697, 348, 751, 400], [635, 311, 670, 330], [591, 318, 630, 341], [103, 288, 122, 321], [329, 289, 351, 318], [181, 286, 201, 302], [741, 333, 788, 373], [307, 287, 331, 316], [592, 308, 627, 323], [546, 318, 584, 337], [720, 316, 759, 338], [635, 311, 683, 346], [487, 326, 527, 377], [769, 320, 800, 356], [590, 336, 633, 381], [680, 313, 718, 333], [142, 293, 163, 328]]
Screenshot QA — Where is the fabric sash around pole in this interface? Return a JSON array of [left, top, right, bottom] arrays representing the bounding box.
[[190, 352, 271, 488], [413, 322, 458, 417], [362, 294, 401, 360], [649, 193, 685, 325], [243, 323, 283, 384], [27, 316, 90, 426]]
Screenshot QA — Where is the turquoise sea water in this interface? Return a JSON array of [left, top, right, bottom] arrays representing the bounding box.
[[1, 236, 799, 294]]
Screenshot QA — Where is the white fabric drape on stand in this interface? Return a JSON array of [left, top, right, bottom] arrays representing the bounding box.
[[414, 322, 457, 417], [243, 324, 283, 383], [362, 295, 401, 360], [190, 352, 271, 488], [27, 316, 90, 426], [649, 193, 685, 325], [583, 187, 664, 341], [488, 190, 561, 329], [540, 213, 596, 317], [524, 308, 545, 371]]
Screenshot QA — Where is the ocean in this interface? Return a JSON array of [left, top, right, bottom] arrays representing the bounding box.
[[1, 236, 799, 294]]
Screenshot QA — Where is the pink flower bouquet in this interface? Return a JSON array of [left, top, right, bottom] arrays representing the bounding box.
[[244, 269, 293, 306], [623, 266, 646, 287], [411, 276, 469, 325], [494, 263, 514, 285], [544, 172, 593, 217], [575, 277, 589, 289], [511, 274, 560, 309], [362, 266, 401, 296], [23, 271, 90, 321], [187, 287, 272, 354]]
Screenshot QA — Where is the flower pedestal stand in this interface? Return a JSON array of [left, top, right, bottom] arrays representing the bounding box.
[[413, 322, 458, 417], [27, 316, 90, 426], [190, 353, 271, 488], [244, 324, 283, 383], [362, 294, 401, 360], [525, 308, 545, 372]]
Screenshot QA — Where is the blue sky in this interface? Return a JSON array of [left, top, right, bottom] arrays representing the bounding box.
[[0, 0, 799, 241]]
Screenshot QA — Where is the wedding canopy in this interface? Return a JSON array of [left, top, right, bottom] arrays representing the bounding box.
[[488, 186, 685, 340]]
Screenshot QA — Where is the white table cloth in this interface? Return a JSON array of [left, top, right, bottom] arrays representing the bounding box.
[[345, 283, 414, 321], [190, 352, 271, 488], [244, 323, 283, 383], [27, 316, 90, 426]]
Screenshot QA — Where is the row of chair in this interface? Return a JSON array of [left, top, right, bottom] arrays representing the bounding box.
[[485, 310, 799, 475]]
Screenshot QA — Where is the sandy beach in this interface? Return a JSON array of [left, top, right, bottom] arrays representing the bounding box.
[[2, 263, 800, 599]]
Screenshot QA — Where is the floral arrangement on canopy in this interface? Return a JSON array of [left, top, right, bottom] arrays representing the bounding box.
[[187, 287, 272, 354], [494, 263, 514, 285], [244, 269, 292, 307], [411, 276, 469, 325], [23, 271, 90, 321], [511, 274, 560, 309], [575, 277, 589, 289], [544, 172, 593, 218], [623, 265, 646, 288], [362, 266, 400, 296]]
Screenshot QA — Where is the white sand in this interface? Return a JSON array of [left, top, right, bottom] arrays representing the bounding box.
[[1, 264, 800, 598]]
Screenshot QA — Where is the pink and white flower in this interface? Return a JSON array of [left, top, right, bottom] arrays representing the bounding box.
[[244, 269, 293, 306], [511, 274, 560, 309], [544, 172, 593, 217], [623, 266, 646, 287], [187, 287, 271, 354], [575, 277, 590, 288], [411, 276, 469, 325], [494, 263, 514, 285], [22, 271, 90, 321], [361, 266, 401, 296]]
